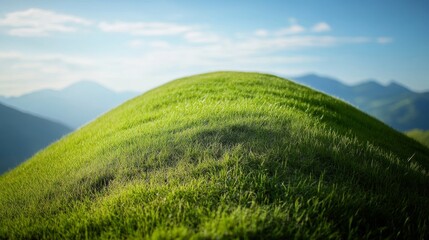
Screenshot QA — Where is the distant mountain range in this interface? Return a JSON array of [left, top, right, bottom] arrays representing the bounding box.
[[0, 81, 140, 129], [0, 81, 139, 174], [0, 103, 71, 174], [291, 74, 429, 131]]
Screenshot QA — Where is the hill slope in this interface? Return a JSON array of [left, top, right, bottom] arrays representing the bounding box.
[[292, 74, 429, 131], [0, 103, 71, 174], [406, 129, 429, 148], [0, 81, 139, 129], [1, 72, 428, 239]]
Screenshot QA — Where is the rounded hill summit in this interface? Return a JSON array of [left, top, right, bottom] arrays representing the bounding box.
[[1, 72, 428, 239]]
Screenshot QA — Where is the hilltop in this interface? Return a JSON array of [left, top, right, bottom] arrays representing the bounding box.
[[1, 72, 428, 239]]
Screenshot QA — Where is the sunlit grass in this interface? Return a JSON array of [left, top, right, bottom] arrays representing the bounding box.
[[1, 72, 428, 239], [407, 129, 429, 148]]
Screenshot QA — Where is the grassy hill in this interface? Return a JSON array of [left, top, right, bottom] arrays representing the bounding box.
[[406, 129, 429, 148], [0, 103, 71, 174], [1, 72, 428, 239]]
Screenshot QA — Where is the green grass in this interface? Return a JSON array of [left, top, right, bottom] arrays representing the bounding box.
[[406, 129, 429, 148], [1, 72, 429, 239]]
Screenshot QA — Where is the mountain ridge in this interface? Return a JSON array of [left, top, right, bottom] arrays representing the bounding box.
[[291, 74, 429, 131], [0, 103, 71, 174], [0, 80, 140, 129]]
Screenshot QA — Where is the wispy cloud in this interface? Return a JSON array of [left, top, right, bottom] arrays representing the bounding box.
[[149, 41, 171, 49], [311, 22, 331, 32], [0, 51, 95, 66], [274, 18, 305, 36], [233, 36, 370, 53], [275, 25, 305, 36], [128, 40, 171, 49], [100, 21, 224, 45], [0, 10, 389, 95], [184, 31, 221, 43], [254, 20, 332, 37], [0, 51, 98, 95], [99, 21, 194, 36], [254, 29, 269, 37], [377, 37, 393, 44], [128, 39, 144, 48], [0, 8, 92, 37]]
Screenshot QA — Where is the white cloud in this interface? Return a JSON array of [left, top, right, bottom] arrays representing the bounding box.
[[377, 37, 393, 44], [0, 51, 22, 59], [259, 20, 332, 37], [128, 40, 171, 49], [254, 29, 269, 37], [312, 22, 331, 33], [0, 51, 95, 66], [235, 36, 370, 53], [128, 39, 144, 48], [184, 31, 221, 43], [149, 41, 171, 48], [100, 22, 222, 44], [275, 24, 305, 36], [274, 18, 306, 36], [0, 8, 92, 37], [99, 21, 194, 36]]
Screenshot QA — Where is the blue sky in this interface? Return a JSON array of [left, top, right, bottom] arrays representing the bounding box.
[[0, 0, 428, 95]]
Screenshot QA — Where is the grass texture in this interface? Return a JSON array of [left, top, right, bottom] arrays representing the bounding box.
[[1, 72, 428, 239], [406, 129, 429, 148]]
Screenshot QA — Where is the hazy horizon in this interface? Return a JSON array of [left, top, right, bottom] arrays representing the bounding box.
[[0, 71, 420, 98], [0, 0, 428, 95]]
